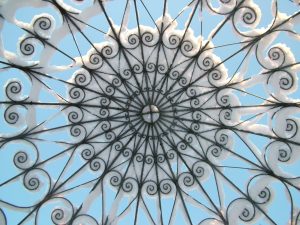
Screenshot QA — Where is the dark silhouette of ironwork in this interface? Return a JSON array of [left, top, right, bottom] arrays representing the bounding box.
[[0, 0, 300, 224]]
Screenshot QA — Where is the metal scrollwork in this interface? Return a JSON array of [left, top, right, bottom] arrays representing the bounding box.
[[0, 0, 299, 224]]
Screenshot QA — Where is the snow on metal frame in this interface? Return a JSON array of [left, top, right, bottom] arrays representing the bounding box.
[[0, 0, 300, 224]]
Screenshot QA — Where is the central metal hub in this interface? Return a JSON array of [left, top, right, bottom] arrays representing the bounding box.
[[142, 105, 160, 123]]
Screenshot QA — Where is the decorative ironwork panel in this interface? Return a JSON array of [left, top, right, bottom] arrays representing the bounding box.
[[0, 0, 300, 224]]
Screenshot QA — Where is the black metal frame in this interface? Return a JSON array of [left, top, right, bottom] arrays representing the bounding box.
[[0, 0, 300, 224]]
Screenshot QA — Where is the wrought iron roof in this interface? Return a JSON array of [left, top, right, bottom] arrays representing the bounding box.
[[0, 0, 300, 224]]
